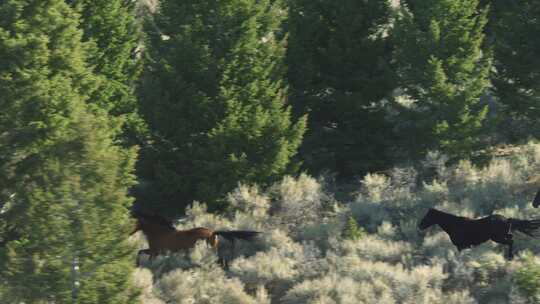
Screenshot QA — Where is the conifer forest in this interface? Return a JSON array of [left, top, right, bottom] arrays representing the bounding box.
[[2, 0, 540, 303]]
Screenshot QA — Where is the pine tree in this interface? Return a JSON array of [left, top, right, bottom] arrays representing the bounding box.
[[393, 0, 491, 158], [138, 0, 306, 215], [342, 216, 365, 240], [0, 1, 138, 302], [68, 0, 145, 144], [287, 0, 396, 178], [488, 0, 540, 138]]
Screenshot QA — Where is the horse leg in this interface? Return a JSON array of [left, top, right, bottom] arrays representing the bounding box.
[[148, 251, 158, 262], [217, 245, 229, 270], [216, 238, 235, 270], [218, 257, 229, 270], [492, 234, 514, 260], [136, 249, 151, 267], [504, 233, 514, 260], [508, 239, 514, 260]]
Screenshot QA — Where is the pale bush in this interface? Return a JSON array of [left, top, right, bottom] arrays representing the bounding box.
[[228, 232, 307, 294], [513, 253, 540, 304], [257, 229, 303, 255], [377, 221, 398, 240], [296, 217, 343, 253], [323, 252, 448, 303], [361, 173, 392, 203], [463, 159, 522, 213], [421, 231, 456, 258], [338, 236, 412, 264], [227, 184, 270, 222], [351, 167, 421, 230], [466, 251, 508, 291], [284, 252, 454, 304], [142, 242, 219, 278], [230, 248, 298, 294], [281, 275, 395, 304], [269, 174, 334, 234], [138, 0, 159, 14], [132, 268, 165, 304], [129, 228, 149, 251], [157, 267, 259, 304], [420, 150, 450, 181], [420, 179, 449, 206], [228, 229, 325, 299], [441, 291, 477, 304], [137, 143, 540, 304], [176, 202, 232, 231], [398, 219, 422, 244], [437, 249, 516, 303]]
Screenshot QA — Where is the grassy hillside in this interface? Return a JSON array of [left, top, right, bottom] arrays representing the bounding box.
[[131, 142, 540, 303]]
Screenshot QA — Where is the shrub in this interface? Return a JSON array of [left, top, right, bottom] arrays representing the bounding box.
[[514, 254, 540, 303], [132, 268, 165, 304], [157, 267, 262, 304], [342, 216, 366, 240], [136, 143, 540, 304], [269, 174, 335, 235]]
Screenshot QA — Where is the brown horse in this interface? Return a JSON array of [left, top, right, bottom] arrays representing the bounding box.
[[131, 211, 260, 266]]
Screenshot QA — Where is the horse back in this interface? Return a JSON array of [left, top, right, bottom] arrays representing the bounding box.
[[457, 215, 509, 246], [444, 217, 492, 248], [185, 227, 214, 238], [146, 227, 214, 252]]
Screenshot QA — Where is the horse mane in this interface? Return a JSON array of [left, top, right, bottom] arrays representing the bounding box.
[[429, 208, 468, 220], [133, 210, 176, 231], [424, 208, 472, 230]]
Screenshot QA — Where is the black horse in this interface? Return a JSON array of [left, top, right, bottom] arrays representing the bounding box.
[[418, 208, 540, 259], [533, 189, 540, 208]]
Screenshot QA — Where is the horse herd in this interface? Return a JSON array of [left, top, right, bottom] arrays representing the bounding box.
[[131, 189, 540, 265]]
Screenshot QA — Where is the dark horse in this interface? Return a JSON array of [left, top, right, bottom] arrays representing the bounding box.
[[533, 189, 540, 208], [418, 208, 540, 259], [131, 211, 260, 266]]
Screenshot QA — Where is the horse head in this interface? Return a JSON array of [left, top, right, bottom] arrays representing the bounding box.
[[130, 204, 176, 233], [418, 208, 438, 230]]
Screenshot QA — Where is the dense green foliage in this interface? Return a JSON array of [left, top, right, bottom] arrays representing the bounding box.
[[68, 0, 145, 144], [515, 254, 540, 303], [393, 0, 491, 159], [0, 0, 137, 302], [1, 0, 539, 302], [342, 216, 365, 240], [288, 0, 395, 177], [488, 0, 540, 140], [138, 0, 306, 215]]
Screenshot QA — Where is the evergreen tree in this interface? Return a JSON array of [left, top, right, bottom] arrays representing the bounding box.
[[0, 1, 138, 302], [138, 0, 306, 215], [287, 0, 396, 178], [488, 0, 540, 139], [393, 0, 491, 158], [342, 216, 365, 240], [68, 0, 145, 144]]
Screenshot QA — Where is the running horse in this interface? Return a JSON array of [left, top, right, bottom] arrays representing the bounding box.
[[131, 210, 260, 266], [418, 208, 540, 260]]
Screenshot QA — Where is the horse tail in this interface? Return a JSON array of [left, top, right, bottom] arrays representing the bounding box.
[[533, 189, 540, 208], [510, 218, 540, 237], [213, 230, 260, 242]]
